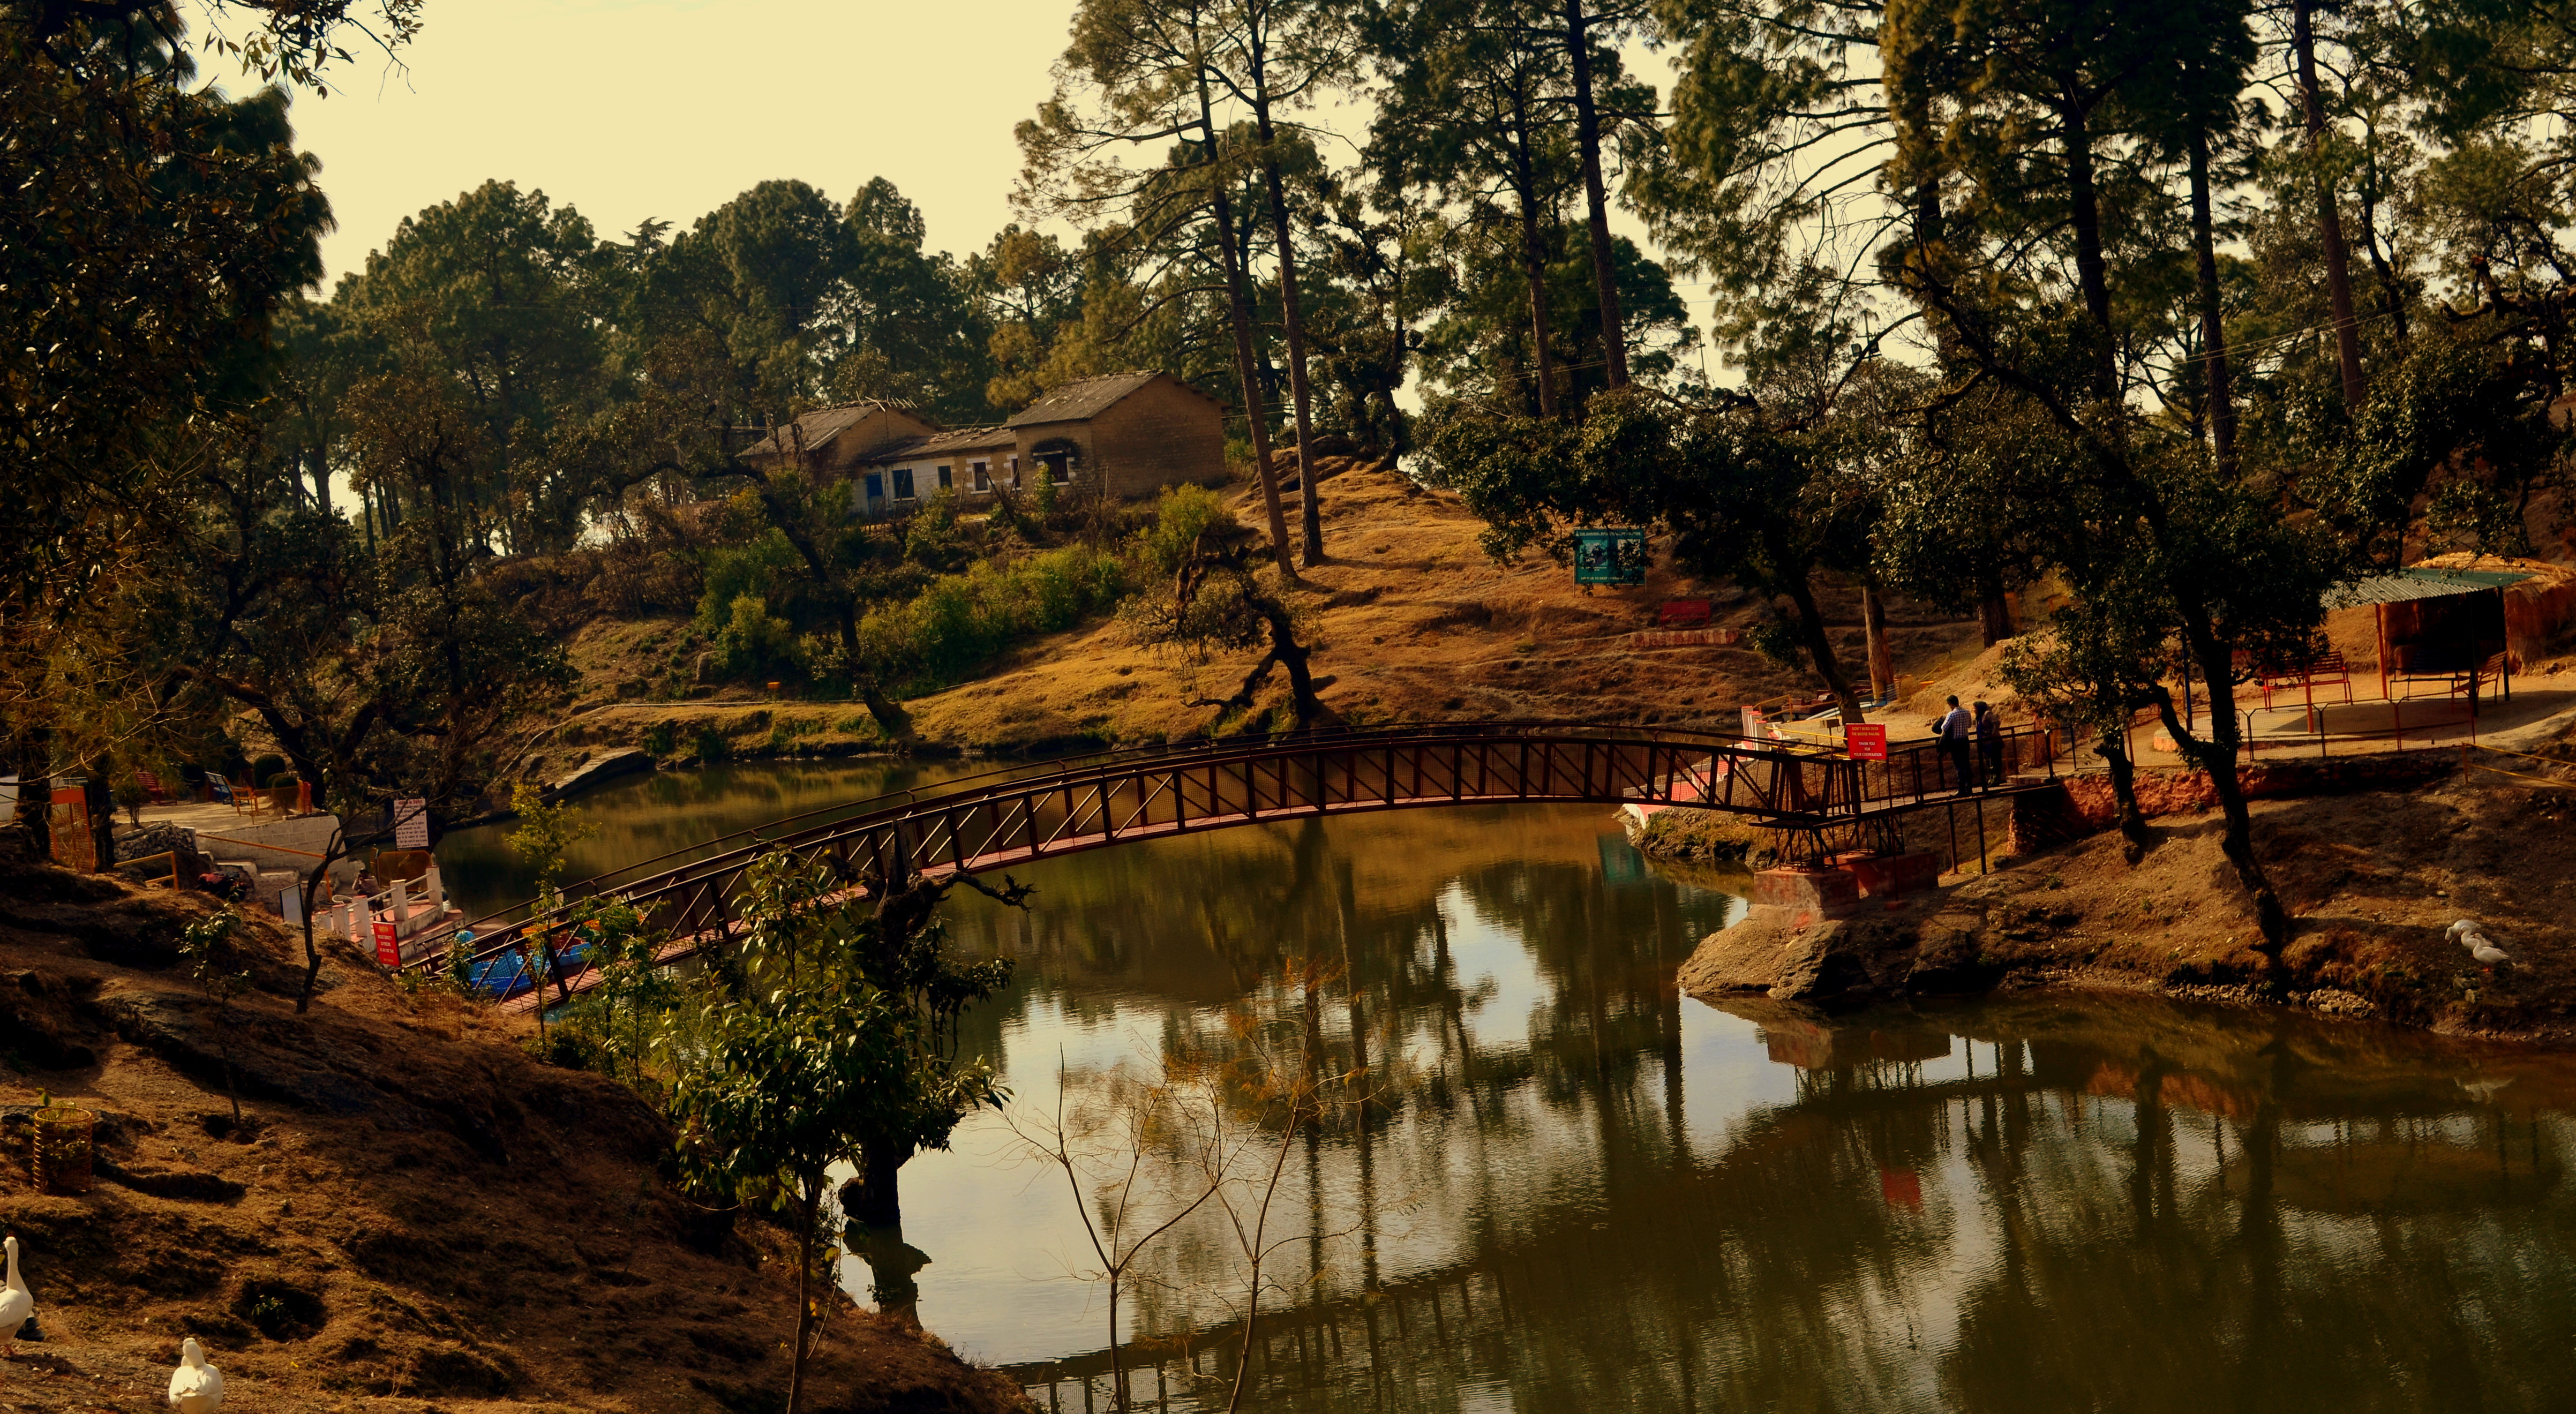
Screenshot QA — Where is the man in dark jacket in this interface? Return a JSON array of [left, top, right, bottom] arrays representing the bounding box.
[[1935, 696, 1974, 794]]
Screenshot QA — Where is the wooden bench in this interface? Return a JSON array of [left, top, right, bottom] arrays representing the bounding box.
[[2250, 651, 2352, 711], [1656, 598, 1713, 628]]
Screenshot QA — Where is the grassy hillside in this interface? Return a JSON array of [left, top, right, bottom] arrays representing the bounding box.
[[534, 459, 1993, 770]]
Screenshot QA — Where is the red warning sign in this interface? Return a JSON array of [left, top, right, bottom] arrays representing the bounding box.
[[372, 920, 401, 967], [1845, 723, 1889, 761]]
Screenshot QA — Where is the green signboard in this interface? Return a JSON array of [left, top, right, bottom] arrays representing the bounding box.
[[1572, 528, 1648, 585]]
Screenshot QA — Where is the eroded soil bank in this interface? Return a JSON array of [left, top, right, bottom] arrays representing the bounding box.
[[1674, 725, 2576, 1045], [0, 828, 1025, 1413]]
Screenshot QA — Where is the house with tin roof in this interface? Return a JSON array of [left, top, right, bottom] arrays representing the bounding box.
[[739, 372, 1227, 517]]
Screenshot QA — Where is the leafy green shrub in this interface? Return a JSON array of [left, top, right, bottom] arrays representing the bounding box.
[[859, 544, 1129, 690], [642, 721, 677, 756], [250, 754, 284, 784], [903, 489, 970, 571], [524, 1020, 607, 1072], [1137, 483, 1236, 576], [693, 724, 732, 763], [695, 529, 802, 630], [710, 592, 803, 681], [265, 772, 298, 789]]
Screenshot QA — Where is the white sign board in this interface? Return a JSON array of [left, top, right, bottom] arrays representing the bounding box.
[[393, 797, 430, 849]]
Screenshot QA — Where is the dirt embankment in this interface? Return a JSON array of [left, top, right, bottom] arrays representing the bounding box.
[[528, 460, 1992, 769], [1678, 723, 2576, 1044], [0, 831, 1025, 1413]]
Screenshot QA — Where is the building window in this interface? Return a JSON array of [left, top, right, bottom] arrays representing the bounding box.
[[1008, 455, 1020, 486], [863, 473, 884, 502], [893, 468, 916, 500], [936, 465, 953, 490], [1048, 458, 1072, 484], [972, 461, 989, 491]]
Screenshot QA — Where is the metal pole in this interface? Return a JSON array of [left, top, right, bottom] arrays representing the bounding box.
[[1975, 799, 1989, 874]]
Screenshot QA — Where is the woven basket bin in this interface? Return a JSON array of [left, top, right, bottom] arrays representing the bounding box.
[[32, 1105, 95, 1195]]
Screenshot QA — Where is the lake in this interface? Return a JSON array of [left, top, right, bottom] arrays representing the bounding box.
[[441, 759, 2576, 1412]]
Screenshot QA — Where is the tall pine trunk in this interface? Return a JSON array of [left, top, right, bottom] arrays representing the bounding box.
[[1198, 74, 1297, 575], [2162, 646, 2292, 966], [1253, 131, 1326, 566], [2294, 0, 2367, 409], [1245, 35, 1325, 566], [1776, 568, 1865, 724], [1507, 92, 1560, 419], [2188, 126, 2240, 474], [2066, 92, 2293, 958], [1563, 0, 1627, 390], [1861, 580, 1895, 701]]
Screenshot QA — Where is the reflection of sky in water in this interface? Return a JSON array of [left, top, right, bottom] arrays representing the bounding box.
[[880, 821, 1748, 1369]]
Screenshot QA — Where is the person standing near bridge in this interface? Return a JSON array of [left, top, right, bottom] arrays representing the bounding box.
[[1935, 696, 1975, 794], [1973, 700, 2004, 785]]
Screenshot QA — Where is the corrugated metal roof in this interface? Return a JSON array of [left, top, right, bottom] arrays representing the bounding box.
[[1003, 371, 1168, 427], [741, 400, 922, 459], [2323, 567, 2532, 608], [848, 426, 1015, 465]]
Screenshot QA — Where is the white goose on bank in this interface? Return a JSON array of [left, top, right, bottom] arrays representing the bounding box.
[[167, 1337, 224, 1412], [1, 1234, 33, 1357], [2449, 919, 2512, 971]]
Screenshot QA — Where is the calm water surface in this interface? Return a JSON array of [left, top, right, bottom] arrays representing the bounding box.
[[453, 761, 2576, 1411]]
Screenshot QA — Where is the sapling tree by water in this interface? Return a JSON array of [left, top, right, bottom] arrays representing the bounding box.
[[177, 906, 253, 1129], [666, 848, 1011, 1414], [504, 782, 598, 1040]]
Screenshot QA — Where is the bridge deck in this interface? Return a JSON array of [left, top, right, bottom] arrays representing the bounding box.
[[424, 721, 2063, 1011]]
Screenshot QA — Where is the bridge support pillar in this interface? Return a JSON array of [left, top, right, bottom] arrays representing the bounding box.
[[1840, 851, 1940, 899], [1753, 867, 1859, 917]]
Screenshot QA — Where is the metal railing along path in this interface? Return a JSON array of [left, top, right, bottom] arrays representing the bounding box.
[[415, 720, 2059, 1010]]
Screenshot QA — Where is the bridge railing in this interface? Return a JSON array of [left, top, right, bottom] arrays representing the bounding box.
[[405, 720, 2058, 1004], [447, 720, 1838, 929]]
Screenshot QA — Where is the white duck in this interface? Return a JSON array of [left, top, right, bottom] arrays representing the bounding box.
[[2449, 919, 2512, 971], [167, 1337, 224, 1412], [1, 1234, 32, 1357]]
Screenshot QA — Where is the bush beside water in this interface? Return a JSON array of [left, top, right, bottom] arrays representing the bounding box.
[[861, 544, 1129, 692]]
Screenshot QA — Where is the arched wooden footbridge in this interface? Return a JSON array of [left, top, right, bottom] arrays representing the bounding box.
[[412, 720, 2062, 1009]]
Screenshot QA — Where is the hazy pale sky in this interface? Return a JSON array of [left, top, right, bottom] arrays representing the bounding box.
[[221, 0, 1090, 281], [194, 0, 1715, 372]]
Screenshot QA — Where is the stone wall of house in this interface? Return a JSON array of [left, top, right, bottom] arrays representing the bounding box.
[[1086, 377, 1227, 498]]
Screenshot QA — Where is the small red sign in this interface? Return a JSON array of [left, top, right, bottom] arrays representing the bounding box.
[[1845, 723, 1889, 761], [372, 920, 401, 967]]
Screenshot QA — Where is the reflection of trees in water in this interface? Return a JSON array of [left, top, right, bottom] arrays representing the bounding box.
[[1010, 984, 2576, 1414], [926, 808, 2576, 1412]]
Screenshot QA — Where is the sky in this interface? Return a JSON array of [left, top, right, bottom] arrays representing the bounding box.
[[209, 0, 1087, 282], [199, 0, 1326, 283], [190, 0, 1719, 373]]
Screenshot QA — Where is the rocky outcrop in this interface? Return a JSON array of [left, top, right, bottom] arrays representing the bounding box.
[[1680, 867, 2112, 1010], [1679, 900, 2004, 1007], [543, 746, 654, 801]]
